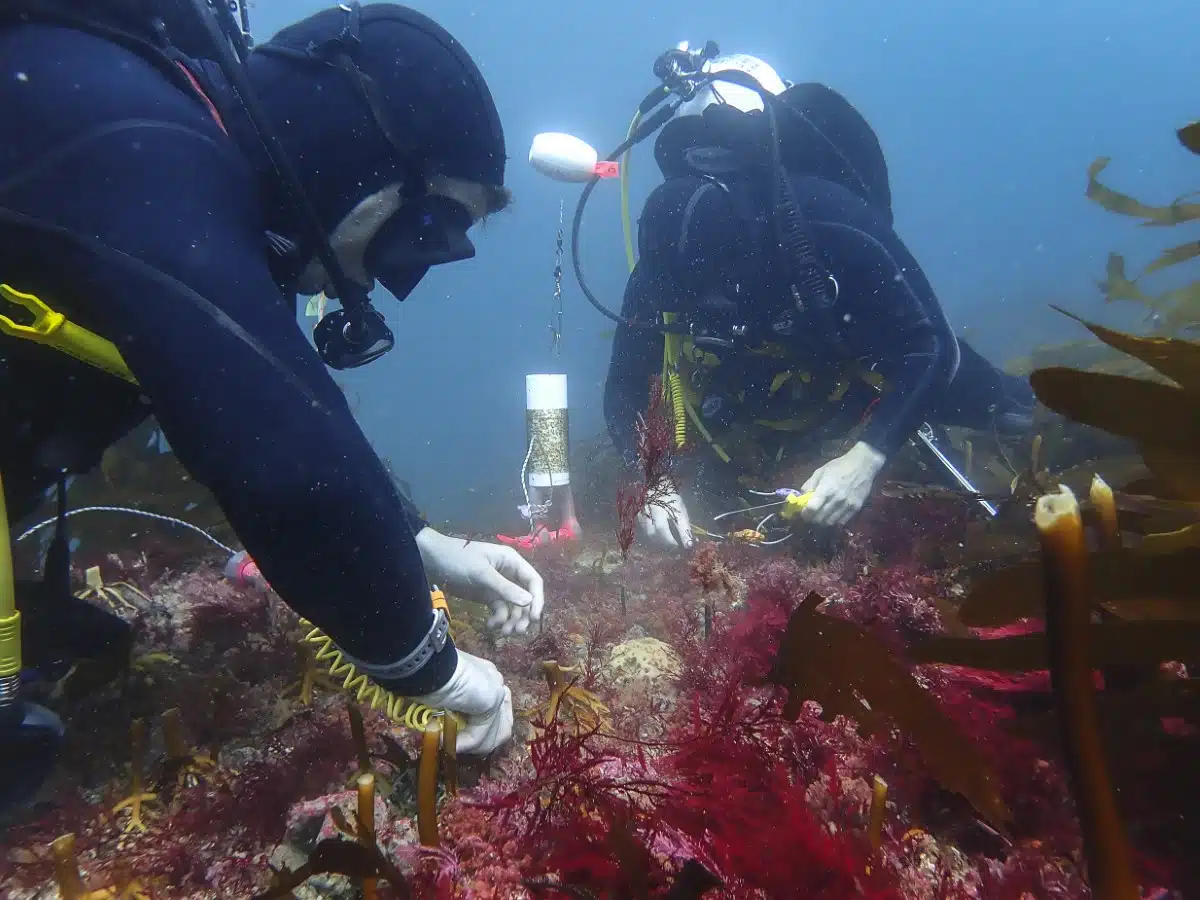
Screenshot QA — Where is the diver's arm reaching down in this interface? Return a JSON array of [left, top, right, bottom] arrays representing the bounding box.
[[835, 240, 955, 460], [793, 176, 960, 527], [0, 25, 458, 698], [813, 211, 959, 460]]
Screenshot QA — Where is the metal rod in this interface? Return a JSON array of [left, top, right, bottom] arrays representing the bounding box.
[[915, 423, 999, 517]]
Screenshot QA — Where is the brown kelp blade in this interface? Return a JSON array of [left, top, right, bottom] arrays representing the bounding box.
[[768, 592, 1011, 831], [1158, 282, 1200, 336], [1139, 445, 1200, 501], [957, 548, 1200, 626], [1086, 158, 1200, 226], [1179, 121, 1200, 155], [1140, 522, 1200, 555], [1100, 253, 1153, 304], [1115, 485, 1200, 516], [1029, 368, 1200, 452], [1050, 308, 1200, 392], [1097, 256, 1200, 335], [1144, 241, 1200, 277], [912, 620, 1200, 672]]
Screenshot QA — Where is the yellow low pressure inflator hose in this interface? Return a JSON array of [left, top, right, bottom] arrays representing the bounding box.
[[0, 470, 64, 805], [0, 472, 22, 690], [619, 112, 688, 450], [297, 587, 463, 734], [619, 111, 641, 275]]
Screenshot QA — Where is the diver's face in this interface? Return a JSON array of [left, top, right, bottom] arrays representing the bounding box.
[[296, 176, 508, 298]]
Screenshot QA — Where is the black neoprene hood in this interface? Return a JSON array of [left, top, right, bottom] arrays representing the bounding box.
[[251, 3, 507, 233]]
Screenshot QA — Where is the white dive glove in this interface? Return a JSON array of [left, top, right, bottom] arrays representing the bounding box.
[[411, 651, 513, 755], [636, 489, 695, 551], [416, 527, 545, 635], [800, 440, 887, 528]]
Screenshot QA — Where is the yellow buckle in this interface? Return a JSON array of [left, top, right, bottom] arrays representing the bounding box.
[[430, 587, 449, 614]]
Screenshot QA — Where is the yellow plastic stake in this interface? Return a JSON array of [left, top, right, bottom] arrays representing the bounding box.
[[0, 471, 22, 679], [0, 284, 138, 385]]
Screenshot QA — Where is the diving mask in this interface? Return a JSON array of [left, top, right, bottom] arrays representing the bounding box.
[[364, 194, 477, 302]]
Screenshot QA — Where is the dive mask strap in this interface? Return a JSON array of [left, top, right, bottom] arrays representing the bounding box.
[[331, 2, 426, 201], [184, 0, 388, 367], [256, 2, 426, 202]]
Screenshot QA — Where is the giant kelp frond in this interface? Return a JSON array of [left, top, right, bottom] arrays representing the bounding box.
[[1086, 157, 1200, 227], [1030, 315, 1200, 504], [916, 298, 1200, 894], [1048, 305, 1200, 390], [1178, 122, 1200, 156], [1087, 124, 1200, 335]]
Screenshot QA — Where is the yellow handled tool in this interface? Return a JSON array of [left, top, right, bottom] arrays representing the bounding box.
[[778, 491, 814, 520]]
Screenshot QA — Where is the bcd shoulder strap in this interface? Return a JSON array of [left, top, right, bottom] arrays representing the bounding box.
[[2, 0, 234, 133], [674, 174, 846, 362]]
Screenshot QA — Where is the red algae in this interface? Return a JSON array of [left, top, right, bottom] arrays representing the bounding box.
[[615, 376, 682, 559], [0, 505, 1190, 899]]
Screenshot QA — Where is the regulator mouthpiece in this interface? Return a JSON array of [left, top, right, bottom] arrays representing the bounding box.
[[529, 133, 619, 183], [313, 305, 395, 370]]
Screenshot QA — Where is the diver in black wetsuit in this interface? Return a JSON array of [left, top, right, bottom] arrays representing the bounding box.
[[603, 52, 1035, 550], [0, 2, 541, 769]]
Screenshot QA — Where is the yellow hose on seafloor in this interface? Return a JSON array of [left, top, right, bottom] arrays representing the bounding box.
[[620, 111, 688, 450], [0, 473, 21, 680]]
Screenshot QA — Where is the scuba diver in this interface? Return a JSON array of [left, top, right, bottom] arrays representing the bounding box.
[[0, 0, 540, 804], [601, 50, 1036, 550]]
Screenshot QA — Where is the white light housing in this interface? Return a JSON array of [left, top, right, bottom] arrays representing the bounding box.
[[529, 132, 618, 183]]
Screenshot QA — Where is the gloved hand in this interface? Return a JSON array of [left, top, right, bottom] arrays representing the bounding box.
[[411, 651, 513, 755], [800, 441, 887, 528], [416, 527, 544, 635], [636, 489, 695, 551]]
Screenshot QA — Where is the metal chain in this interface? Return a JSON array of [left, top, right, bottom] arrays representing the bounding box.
[[549, 199, 564, 357]]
